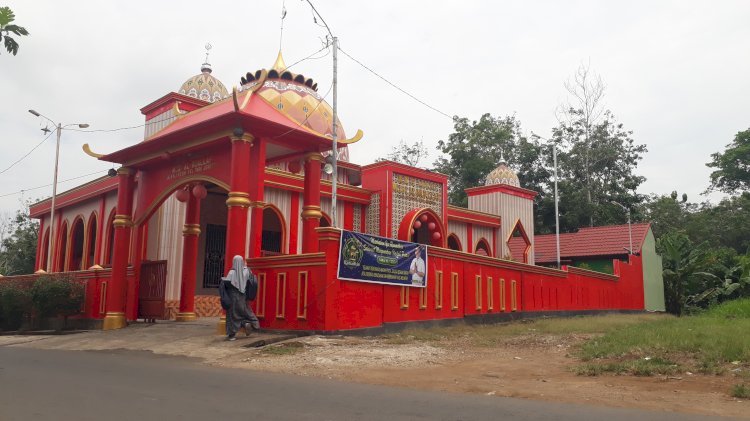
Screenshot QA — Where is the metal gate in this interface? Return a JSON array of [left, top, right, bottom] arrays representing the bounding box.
[[138, 260, 167, 322], [203, 224, 226, 288]]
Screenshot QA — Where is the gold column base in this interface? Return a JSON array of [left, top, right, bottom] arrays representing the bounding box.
[[102, 312, 127, 330], [216, 316, 227, 335], [175, 312, 197, 322]]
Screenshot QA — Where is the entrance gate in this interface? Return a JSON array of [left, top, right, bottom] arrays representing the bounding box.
[[138, 260, 167, 322], [203, 224, 226, 288]]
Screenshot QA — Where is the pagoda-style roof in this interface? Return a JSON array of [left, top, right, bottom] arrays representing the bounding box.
[[97, 88, 352, 167]]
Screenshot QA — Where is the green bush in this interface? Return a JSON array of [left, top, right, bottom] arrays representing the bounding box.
[[30, 276, 84, 319], [704, 298, 750, 319], [0, 282, 32, 330]]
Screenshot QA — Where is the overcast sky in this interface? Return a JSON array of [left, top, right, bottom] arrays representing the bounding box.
[[1, 0, 748, 215]]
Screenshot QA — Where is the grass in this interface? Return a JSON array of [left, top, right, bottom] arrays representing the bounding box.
[[576, 299, 750, 377], [574, 357, 680, 377], [259, 341, 305, 356], [731, 383, 750, 399]]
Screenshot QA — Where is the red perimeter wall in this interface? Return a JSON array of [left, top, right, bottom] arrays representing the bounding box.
[[1, 229, 644, 331], [246, 229, 645, 332]]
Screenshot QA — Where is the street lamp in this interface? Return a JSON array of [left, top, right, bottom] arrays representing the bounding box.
[[532, 133, 561, 269], [610, 200, 633, 254], [28, 110, 89, 272]]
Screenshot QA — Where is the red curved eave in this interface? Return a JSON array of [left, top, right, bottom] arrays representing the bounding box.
[[99, 93, 343, 165]]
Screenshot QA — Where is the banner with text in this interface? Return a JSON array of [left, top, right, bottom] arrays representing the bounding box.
[[338, 230, 427, 288]]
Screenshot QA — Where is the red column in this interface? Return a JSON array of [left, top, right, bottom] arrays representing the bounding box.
[[302, 152, 322, 253], [289, 193, 300, 254], [224, 133, 254, 266], [103, 167, 135, 330], [247, 137, 267, 258], [219, 132, 253, 334], [177, 189, 202, 322]]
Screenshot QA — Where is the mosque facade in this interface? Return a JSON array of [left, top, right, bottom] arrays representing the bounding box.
[[23, 51, 653, 331]]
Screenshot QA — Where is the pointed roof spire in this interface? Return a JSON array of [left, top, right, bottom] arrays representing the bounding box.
[[272, 50, 287, 72]]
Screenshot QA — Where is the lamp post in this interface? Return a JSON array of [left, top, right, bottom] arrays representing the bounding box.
[[611, 200, 633, 254], [28, 110, 89, 272], [533, 133, 561, 268], [552, 143, 560, 268]]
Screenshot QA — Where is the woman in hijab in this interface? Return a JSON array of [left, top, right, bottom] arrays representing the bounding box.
[[219, 255, 260, 341]]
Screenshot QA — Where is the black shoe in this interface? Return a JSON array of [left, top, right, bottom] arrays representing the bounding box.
[[227, 335, 236, 341]]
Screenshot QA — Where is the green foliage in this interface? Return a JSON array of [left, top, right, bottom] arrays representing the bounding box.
[[551, 109, 647, 230], [0, 207, 39, 276], [30, 276, 84, 318], [577, 300, 750, 379], [434, 114, 548, 208], [731, 383, 750, 399], [0, 7, 29, 56], [707, 128, 750, 194], [704, 298, 750, 319], [0, 281, 31, 330]]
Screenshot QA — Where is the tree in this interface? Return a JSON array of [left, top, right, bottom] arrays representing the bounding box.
[[638, 192, 690, 240], [658, 232, 714, 315], [380, 139, 429, 167], [0, 7, 29, 56], [707, 128, 750, 194], [0, 208, 38, 275], [551, 64, 647, 229], [433, 114, 548, 208]]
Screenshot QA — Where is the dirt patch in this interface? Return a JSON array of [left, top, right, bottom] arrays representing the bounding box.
[[218, 333, 749, 419], [4, 320, 748, 419]]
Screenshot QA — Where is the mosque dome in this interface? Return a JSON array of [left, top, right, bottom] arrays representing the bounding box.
[[239, 51, 347, 143], [178, 62, 229, 103], [485, 157, 520, 187]]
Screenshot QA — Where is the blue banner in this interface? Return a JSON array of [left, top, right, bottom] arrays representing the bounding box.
[[338, 230, 428, 288]]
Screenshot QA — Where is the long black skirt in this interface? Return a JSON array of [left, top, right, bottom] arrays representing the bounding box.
[[226, 286, 259, 337]]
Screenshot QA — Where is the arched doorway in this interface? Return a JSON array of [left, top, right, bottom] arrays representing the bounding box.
[[261, 206, 285, 256], [56, 222, 68, 272], [69, 217, 85, 271], [475, 238, 491, 256], [39, 228, 50, 271], [319, 212, 331, 228], [105, 209, 116, 267], [507, 220, 531, 263], [447, 234, 462, 251], [86, 212, 98, 268], [398, 208, 445, 247]]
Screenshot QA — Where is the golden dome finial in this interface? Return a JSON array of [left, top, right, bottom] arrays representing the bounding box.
[[272, 50, 287, 72]]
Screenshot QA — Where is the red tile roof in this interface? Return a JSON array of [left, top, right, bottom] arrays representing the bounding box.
[[534, 223, 651, 264]]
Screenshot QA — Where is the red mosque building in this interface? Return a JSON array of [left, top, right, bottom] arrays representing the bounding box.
[[22, 51, 654, 332]]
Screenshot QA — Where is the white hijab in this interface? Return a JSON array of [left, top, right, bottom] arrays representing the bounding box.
[[224, 255, 248, 294]]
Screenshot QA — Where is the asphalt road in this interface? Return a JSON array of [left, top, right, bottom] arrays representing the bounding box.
[[0, 347, 739, 421]]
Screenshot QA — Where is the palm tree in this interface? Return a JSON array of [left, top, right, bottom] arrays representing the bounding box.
[[0, 7, 29, 56]]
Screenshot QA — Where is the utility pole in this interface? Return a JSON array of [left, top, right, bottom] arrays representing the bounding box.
[[28, 110, 89, 272], [553, 143, 560, 269], [305, 0, 338, 227], [611, 200, 633, 254], [331, 36, 338, 228]]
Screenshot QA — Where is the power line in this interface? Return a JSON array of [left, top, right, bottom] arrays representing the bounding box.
[[0, 129, 56, 175], [338, 48, 454, 120], [284, 44, 330, 72], [0, 170, 107, 199]]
